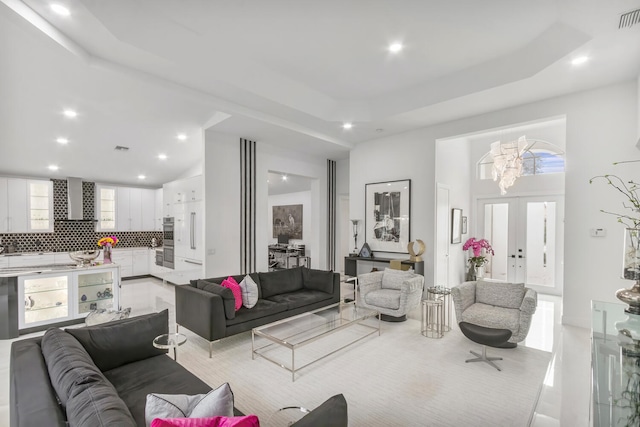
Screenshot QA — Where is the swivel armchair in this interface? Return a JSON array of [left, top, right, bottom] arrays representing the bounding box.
[[357, 269, 424, 322], [451, 280, 537, 346]]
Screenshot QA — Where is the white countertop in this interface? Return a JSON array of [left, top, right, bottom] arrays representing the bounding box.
[[0, 263, 120, 278]]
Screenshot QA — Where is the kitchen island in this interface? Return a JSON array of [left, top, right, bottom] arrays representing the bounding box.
[[0, 263, 120, 339]]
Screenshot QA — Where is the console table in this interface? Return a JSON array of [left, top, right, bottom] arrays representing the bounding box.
[[591, 300, 640, 426], [344, 256, 424, 276]]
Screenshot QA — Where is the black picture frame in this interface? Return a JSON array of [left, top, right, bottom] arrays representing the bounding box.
[[358, 242, 372, 258], [451, 208, 462, 244], [365, 179, 411, 253]]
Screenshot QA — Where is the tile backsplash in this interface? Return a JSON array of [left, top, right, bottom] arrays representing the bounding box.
[[0, 179, 161, 253]]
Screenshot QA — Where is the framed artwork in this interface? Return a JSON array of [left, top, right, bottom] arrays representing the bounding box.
[[272, 204, 303, 239], [358, 242, 372, 258], [451, 208, 462, 244], [365, 179, 411, 253], [462, 216, 468, 234]]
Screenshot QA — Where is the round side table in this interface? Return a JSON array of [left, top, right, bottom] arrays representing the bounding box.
[[266, 406, 311, 426], [421, 299, 444, 339], [427, 286, 452, 332], [153, 333, 187, 361]]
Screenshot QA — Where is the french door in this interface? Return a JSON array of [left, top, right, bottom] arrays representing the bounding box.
[[477, 195, 564, 296]]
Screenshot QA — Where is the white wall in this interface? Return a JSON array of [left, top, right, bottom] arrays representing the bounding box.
[[435, 138, 471, 286], [268, 191, 311, 246], [203, 130, 241, 277], [350, 79, 639, 328]]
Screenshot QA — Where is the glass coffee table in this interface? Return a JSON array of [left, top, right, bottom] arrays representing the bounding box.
[[252, 301, 379, 381]]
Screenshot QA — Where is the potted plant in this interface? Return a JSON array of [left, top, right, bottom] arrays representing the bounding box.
[[462, 237, 494, 280]]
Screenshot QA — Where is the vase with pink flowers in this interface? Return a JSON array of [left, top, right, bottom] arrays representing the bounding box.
[[463, 237, 494, 280]]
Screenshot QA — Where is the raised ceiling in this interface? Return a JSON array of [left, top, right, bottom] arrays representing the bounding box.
[[1, 0, 639, 186]]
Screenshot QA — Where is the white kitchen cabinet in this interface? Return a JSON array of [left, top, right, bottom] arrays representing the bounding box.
[[18, 265, 121, 330], [132, 249, 149, 276], [175, 200, 203, 262], [0, 178, 7, 232], [116, 187, 133, 231], [110, 249, 133, 278], [155, 189, 163, 230], [0, 257, 8, 269], [27, 180, 54, 232], [95, 184, 117, 231], [75, 269, 119, 315], [19, 273, 71, 329], [140, 189, 155, 231], [7, 178, 28, 233], [164, 175, 202, 207]]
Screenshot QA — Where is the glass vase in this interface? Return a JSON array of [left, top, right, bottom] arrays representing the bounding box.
[[623, 228, 640, 280], [103, 244, 112, 264]]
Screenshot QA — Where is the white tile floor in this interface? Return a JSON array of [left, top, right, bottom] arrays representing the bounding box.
[[0, 278, 591, 426]]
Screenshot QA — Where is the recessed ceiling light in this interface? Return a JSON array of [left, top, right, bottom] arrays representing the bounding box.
[[138, 174, 146, 180], [571, 56, 589, 66], [389, 43, 403, 53], [63, 109, 77, 118], [342, 123, 353, 130], [56, 137, 69, 144], [177, 133, 187, 141], [158, 153, 167, 160], [50, 4, 70, 16], [282, 175, 288, 181], [48, 165, 59, 171]]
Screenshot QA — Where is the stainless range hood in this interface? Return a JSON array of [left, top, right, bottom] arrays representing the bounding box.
[[67, 177, 84, 220], [58, 177, 96, 222]]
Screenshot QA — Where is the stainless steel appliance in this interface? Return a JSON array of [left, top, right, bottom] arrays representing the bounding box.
[[155, 249, 164, 266], [163, 217, 175, 269]]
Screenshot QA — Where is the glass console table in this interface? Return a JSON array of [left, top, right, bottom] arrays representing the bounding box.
[[592, 300, 640, 427]]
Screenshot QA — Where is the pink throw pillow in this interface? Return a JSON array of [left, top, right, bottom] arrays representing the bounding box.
[[151, 415, 260, 427], [221, 277, 242, 311]]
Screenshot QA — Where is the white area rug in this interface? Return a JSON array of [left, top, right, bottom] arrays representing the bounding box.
[[176, 318, 550, 427]]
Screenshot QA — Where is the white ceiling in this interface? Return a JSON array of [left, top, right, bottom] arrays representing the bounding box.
[[267, 171, 313, 196], [1, 0, 639, 186]]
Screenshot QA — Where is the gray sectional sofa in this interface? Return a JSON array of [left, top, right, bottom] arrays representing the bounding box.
[[175, 267, 340, 356], [10, 310, 243, 427]]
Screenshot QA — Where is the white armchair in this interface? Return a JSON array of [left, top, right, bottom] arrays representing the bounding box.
[[451, 280, 537, 346], [357, 269, 424, 322]]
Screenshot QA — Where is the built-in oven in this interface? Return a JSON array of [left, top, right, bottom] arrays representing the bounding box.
[[155, 249, 164, 267], [163, 217, 175, 269], [163, 246, 174, 269], [163, 217, 174, 247]]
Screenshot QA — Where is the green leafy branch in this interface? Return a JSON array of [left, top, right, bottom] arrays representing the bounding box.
[[590, 170, 640, 229]]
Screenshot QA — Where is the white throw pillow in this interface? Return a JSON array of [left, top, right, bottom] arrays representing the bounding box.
[[239, 275, 259, 308], [84, 307, 131, 326], [381, 268, 415, 290], [144, 383, 234, 427]]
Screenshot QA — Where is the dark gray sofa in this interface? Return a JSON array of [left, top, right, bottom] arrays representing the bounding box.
[[176, 267, 340, 357], [9, 309, 242, 427]]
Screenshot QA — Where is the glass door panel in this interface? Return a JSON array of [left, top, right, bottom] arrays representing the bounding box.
[[525, 201, 557, 287], [478, 196, 564, 295], [20, 274, 70, 328], [77, 270, 115, 314]]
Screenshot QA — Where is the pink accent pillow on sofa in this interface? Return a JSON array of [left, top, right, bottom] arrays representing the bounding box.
[[221, 277, 243, 311], [151, 415, 260, 427]]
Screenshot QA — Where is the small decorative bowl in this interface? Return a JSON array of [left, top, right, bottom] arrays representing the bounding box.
[[69, 250, 101, 266]]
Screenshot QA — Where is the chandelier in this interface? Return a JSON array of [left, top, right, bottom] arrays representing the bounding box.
[[490, 135, 528, 195]]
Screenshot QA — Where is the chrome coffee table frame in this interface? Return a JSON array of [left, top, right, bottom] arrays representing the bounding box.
[[252, 301, 379, 381]]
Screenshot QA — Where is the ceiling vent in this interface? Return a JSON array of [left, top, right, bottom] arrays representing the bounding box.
[[619, 8, 640, 29], [114, 145, 130, 151]]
